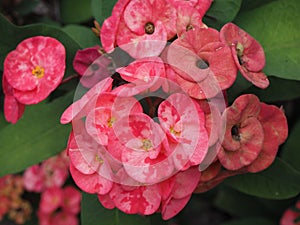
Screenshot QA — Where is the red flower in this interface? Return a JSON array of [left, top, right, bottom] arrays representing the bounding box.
[[173, 3, 207, 37], [73, 46, 112, 88], [100, 0, 177, 58], [170, 0, 213, 17], [167, 28, 237, 99], [280, 206, 300, 225], [3, 36, 65, 123], [219, 94, 288, 171], [2, 76, 25, 124], [220, 23, 269, 89], [38, 186, 81, 225]]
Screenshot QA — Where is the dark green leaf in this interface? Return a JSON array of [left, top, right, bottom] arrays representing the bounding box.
[[234, 0, 300, 80], [0, 14, 80, 76], [226, 72, 252, 104], [81, 192, 151, 225], [242, 76, 300, 103], [221, 217, 276, 225], [60, 0, 92, 24], [62, 25, 99, 48], [203, 0, 242, 30], [91, 0, 117, 24], [214, 186, 271, 218], [0, 93, 73, 176], [224, 158, 300, 199], [281, 119, 300, 172], [240, 0, 277, 11]]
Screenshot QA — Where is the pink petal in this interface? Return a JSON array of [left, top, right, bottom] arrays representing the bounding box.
[[258, 103, 288, 145], [109, 184, 161, 215], [23, 165, 44, 192], [123, 0, 152, 34], [175, 4, 205, 37], [98, 193, 115, 209], [51, 212, 79, 225], [4, 94, 25, 124], [39, 187, 63, 214], [62, 186, 81, 214], [117, 19, 167, 59], [60, 77, 113, 124], [70, 163, 113, 195], [219, 117, 264, 170], [162, 195, 191, 220], [220, 23, 266, 71], [172, 167, 201, 199], [100, 0, 131, 53], [158, 93, 208, 169], [4, 36, 66, 103]]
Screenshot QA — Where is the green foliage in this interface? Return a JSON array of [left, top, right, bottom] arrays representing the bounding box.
[[0, 93, 73, 176], [91, 0, 118, 24], [281, 119, 300, 172], [242, 77, 300, 103], [234, 0, 300, 80], [224, 158, 300, 199], [62, 25, 99, 48], [203, 0, 242, 30], [60, 0, 93, 24], [221, 217, 276, 225]]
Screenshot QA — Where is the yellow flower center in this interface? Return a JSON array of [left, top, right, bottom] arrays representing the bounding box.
[[141, 139, 153, 151], [107, 117, 116, 128], [32, 66, 45, 79], [170, 126, 181, 137], [95, 155, 104, 164]]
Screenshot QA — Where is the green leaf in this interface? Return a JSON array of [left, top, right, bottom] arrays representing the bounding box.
[[221, 217, 276, 225], [242, 76, 300, 103], [240, 0, 277, 11], [91, 0, 117, 24], [62, 25, 99, 48], [60, 0, 92, 24], [0, 93, 73, 176], [226, 72, 252, 104], [281, 119, 300, 172], [214, 186, 272, 218], [81, 192, 152, 225], [234, 0, 300, 80], [224, 158, 300, 199], [203, 0, 242, 30], [0, 14, 80, 76]]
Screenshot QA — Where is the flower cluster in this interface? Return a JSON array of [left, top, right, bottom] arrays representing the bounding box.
[[0, 175, 32, 224], [1, 0, 289, 221], [60, 0, 288, 220], [37, 186, 81, 225], [21, 150, 81, 225], [23, 150, 69, 193], [2, 36, 66, 123]]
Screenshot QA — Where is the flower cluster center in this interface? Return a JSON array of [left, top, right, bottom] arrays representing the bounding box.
[[141, 139, 153, 151], [236, 42, 244, 65], [144, 22, 155, 35], [31, 65, 45, 79], [231, 125, 241, 141], [196, 59, 209, 69]]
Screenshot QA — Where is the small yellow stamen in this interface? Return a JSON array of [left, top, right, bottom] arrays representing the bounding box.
[[170, 126, 181, 136], [236, 42, 244, 57], [107, 117, 116, 128], [32, 65, 45, 79], [141, 139, 153, 151], [95, 155, 104, 164]]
